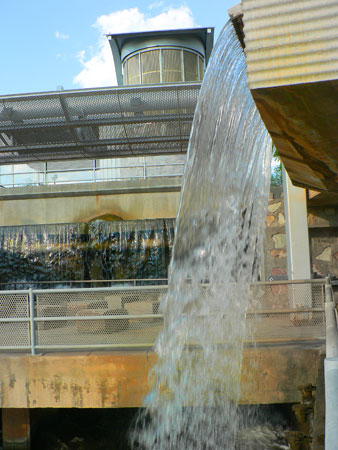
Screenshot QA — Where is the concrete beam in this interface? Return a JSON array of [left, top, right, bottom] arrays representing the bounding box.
[[0, 186, 181, 226], [0, 346, 323, 408], [2, 408, 30, 450], [0, 177, 182, 201]]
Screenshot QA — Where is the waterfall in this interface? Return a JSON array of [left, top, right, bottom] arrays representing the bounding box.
[[132, 22, 272, 449], [0, 219, 175, 288]]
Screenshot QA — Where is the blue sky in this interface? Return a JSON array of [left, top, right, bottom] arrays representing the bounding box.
[[0, 0, 238, 95]]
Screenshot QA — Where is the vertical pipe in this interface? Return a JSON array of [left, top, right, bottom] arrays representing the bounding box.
[[325, 277, 338, 358], [324, 277, 338, 449], [325, 358, 338, 450], [28, 289, 36, 356]]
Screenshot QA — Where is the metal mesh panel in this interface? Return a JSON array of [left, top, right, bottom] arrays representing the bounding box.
[[0, 292, 29, 318], [0, 281, 326, 352], [0, 322, 30, 347], [247, 282, 325, 342], [0, 292, 30, 347], [0, 84, 200, 164], [35, 288, 165, 348]]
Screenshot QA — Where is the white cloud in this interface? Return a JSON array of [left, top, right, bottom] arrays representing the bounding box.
[[55, 31, 69, 40], [73, 6, 196, 89]]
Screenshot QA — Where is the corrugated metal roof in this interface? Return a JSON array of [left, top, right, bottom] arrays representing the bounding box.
[[0, 83, 200, 165], [243, 0, 338, 89]]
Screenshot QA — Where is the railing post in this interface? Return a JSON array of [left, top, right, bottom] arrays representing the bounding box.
[[29, 289, 36, 355]]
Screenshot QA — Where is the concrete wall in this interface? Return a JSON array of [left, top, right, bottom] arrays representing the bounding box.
[[0, 178, 181, 226]]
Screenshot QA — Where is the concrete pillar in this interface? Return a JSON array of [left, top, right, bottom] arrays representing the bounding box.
[[2, 409, 30, 450], [282, 167, 311, 280]]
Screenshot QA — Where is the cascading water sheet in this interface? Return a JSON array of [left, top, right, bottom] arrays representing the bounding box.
[[132, 22, 272, 449]]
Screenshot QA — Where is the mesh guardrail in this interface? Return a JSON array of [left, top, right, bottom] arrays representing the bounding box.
[[0, 280, 327, 353], [247, 281, 326, 342], [0, 291, 30, 349], [34, 287, 165, 349]]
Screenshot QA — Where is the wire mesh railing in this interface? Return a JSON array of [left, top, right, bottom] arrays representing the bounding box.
[[0, 279, 327, 354]]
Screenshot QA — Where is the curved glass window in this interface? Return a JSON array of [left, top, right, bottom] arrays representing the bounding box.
[[123, 48, 204, 85]]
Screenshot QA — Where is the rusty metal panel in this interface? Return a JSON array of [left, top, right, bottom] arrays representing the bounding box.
[[243, 0, 338, 89]]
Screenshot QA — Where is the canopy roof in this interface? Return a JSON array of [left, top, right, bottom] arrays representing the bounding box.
[[0, 83, 200, 165]]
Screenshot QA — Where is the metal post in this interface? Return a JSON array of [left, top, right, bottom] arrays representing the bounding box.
[[143, 157, 146, 179], [325, 277, 338, 358], [28, 289, 36, 355]]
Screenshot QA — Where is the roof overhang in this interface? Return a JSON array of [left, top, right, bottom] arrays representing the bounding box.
[[229, 1, 338, 193]]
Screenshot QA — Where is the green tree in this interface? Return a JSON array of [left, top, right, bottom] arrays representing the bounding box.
[[271, 144, 282, 186]]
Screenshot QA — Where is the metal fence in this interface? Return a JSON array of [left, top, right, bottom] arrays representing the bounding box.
[[0, 280, 326, 354], [0, 159, 185, 188]]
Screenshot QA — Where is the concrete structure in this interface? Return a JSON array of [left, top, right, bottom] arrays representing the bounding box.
[[230, 0, 338, 193], [0, 346, 324, 409], [0, 178, 181, 226]]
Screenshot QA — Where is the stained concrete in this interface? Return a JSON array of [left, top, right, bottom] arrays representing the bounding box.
[[0, 345, 323, 409], [0, 178, 181, 226]]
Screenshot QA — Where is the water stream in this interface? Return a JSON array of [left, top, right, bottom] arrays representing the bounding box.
[[132, 22, 272, 449]]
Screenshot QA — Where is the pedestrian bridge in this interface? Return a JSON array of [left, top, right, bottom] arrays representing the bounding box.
[[0, 279, 327, 410]]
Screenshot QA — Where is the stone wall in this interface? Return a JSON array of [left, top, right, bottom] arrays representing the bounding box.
[[263, 186, 338, 280], [263, 186, 287, 280]]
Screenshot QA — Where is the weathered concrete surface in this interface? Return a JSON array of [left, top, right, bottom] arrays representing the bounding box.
[[0, 346, 323, 408], [230, 2, 338, 192], [0, 178, 181, 225], [250, 80, 338, 193]]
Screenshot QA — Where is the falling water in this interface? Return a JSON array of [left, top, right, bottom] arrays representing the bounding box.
[[132, 22, 272, 449], [0, 219, 175, 288]]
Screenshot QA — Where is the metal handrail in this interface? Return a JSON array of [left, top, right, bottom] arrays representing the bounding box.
[[0, 277, 327, 290], [0, 161, 185, 188], [0, 278, 169, 289], [0, 278, 328, 355]]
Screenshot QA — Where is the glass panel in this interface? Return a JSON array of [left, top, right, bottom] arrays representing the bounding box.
[[162, 49, 182, 83], [184, 51, 198, 82], [199, 56, 205, 81], [123, 60, 128, 85], [125, 54, 141, 85], [141, 50, 160, 84]]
